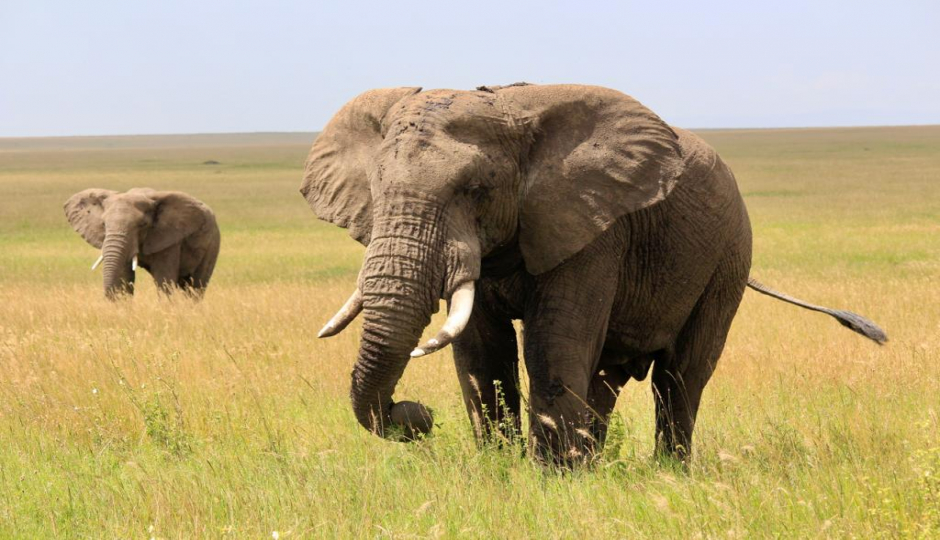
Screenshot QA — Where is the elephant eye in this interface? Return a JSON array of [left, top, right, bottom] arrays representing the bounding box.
[[464, 183, 488, 203]]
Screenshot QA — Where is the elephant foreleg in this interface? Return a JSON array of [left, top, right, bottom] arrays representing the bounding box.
[[451, 299, 521, 444], [523, 243, 621, 465]]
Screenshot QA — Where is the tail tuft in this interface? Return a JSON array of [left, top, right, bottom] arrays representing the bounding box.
[[828, 309, 888, 345], [747, 277, 888, 345]]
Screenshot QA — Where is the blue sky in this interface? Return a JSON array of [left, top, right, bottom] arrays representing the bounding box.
[[1, 1, 938, 136]]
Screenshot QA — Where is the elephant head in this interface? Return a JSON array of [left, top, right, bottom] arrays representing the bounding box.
[[301, 84, 683, 438], [64, 188, 208, 299]]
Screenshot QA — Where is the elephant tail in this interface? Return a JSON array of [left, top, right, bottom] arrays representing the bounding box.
[[746, 277, 888, 345]]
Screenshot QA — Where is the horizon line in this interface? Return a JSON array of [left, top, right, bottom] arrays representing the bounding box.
[[2, 123, 940, 140]]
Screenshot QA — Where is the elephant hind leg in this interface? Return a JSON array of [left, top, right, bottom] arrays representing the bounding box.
[[586, 362, 630, 448], [587, 351, 659, 450], [652, 253, 749, 462], [147, 244, 182, 295], [181, 245, 219, 298], [192, 249, 218, 289]]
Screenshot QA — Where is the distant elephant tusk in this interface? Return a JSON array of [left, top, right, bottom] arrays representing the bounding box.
[[318, 289, 364, 338], [411, 281, 475, 358], [91, 254, 104, 271], [131, 255, 138, 271]]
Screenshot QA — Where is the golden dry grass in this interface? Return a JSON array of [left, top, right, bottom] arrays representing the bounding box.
[[0, 127, 938, 537]]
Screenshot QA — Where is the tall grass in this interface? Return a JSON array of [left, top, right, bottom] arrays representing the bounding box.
[[0, 128, 937, 537]]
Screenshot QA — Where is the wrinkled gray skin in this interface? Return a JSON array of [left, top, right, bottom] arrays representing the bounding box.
[[301, 84, 886, 464], [65, 188, 220, 300]]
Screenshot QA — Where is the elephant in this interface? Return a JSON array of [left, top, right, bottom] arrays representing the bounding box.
[[300, 83, 886, 464], [64, 188, 220, 299]]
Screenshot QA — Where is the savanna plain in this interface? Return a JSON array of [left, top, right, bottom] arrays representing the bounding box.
[[0, 126, 938, 538]]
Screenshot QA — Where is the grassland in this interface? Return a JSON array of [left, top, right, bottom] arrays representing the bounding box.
[[0, 126, 937, 538]]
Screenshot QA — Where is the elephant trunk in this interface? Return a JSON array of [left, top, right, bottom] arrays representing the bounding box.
[[349, 199, 447, 438], [101, 231, 136, 299]]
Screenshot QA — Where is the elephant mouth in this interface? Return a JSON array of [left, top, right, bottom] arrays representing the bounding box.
[[92, 252, 138, 271], [318, 280, 475, 358]]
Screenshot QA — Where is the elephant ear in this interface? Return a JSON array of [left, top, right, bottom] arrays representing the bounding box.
[[142, 191, 209, 255], [498, 85, 684, 275], [299, 87, 422, 245], [64, 188, 118, 248]]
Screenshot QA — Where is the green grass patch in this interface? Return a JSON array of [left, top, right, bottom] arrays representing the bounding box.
[[0, 128, 938, 537]]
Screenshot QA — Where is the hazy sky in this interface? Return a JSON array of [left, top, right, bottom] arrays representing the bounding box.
[[2, 1, 938, 136]]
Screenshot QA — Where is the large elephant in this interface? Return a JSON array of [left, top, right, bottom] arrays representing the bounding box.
[[301, 84, 886, 463], [65, 188, 220, 299]]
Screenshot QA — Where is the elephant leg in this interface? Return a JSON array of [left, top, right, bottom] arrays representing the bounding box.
[[652, 254, 748, 463], [523, 249, 620, 465], [147, 244, 181, 295], [452, 300, 520, 443], [183, 244, 218, 298], [586, 362, 630, 448], [524, 307, 613, 465]]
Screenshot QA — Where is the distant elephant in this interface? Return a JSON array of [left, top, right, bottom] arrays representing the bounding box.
[[65, 188, 220, 299], [300, 84, 886, 464]]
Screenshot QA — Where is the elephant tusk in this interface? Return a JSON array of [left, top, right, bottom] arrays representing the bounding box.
[[318, 289, 364, 338], [91, 254, 104, 271], [411, 281, 475, 358], [131, 255, 138, 271]]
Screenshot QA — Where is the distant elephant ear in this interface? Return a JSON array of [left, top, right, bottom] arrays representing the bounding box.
[[498, 85, 684, 275], [143, 191, 209, 255], [64, 188, 118, 248], [299, 87, 422, 245]]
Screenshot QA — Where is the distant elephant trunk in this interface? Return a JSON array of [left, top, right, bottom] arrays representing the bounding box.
[[101, 231, 136, 299], [349, 199, 447, 438]]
